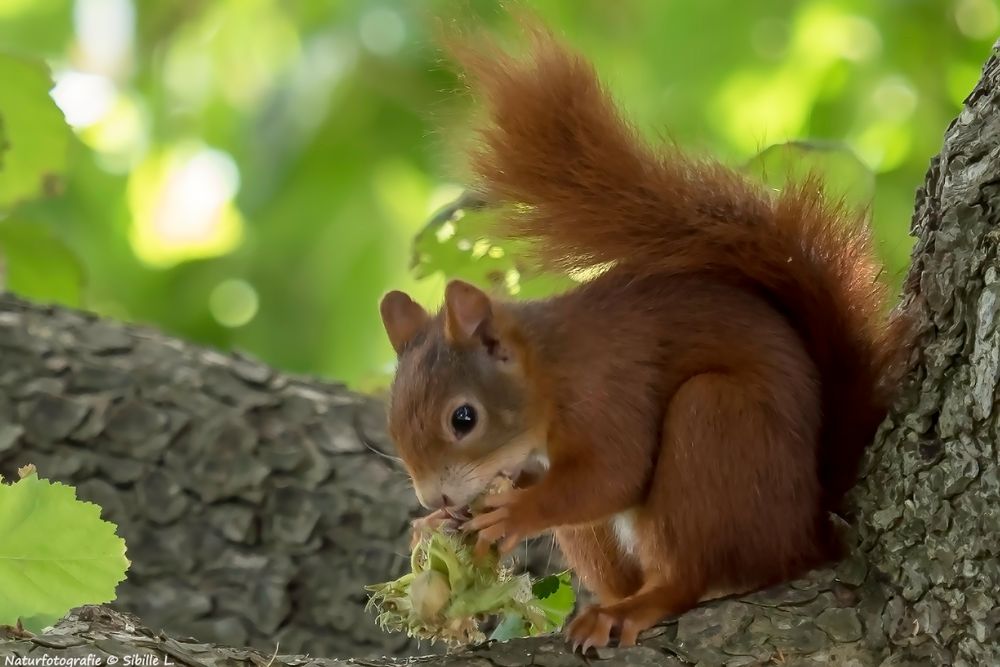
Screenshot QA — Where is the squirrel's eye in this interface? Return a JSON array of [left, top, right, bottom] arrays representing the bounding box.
[[450, 404, 477, 437]]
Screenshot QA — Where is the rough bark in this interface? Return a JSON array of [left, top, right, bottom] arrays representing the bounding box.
[[2, 41, 999, 667], [0, 292, 558, 659], [0, 294, 421, 658], [851, 42, 1000, 666]]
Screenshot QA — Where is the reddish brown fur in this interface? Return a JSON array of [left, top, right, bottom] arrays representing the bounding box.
[[380, 23, 910, 648], [452, 24, 907, 512]]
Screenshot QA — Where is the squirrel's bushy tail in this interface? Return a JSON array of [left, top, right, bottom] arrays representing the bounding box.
[[452, 25, 909, 511]]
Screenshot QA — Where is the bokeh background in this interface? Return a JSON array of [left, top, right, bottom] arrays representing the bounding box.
[[0, 0, 996, 389]]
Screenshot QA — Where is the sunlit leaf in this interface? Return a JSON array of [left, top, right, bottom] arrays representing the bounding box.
[[744, 140, 875, 212], [0, 53, 71, 210], [0, 471, 130, 627], [0, 218, 85, 305], [413, 192, 575, 299]]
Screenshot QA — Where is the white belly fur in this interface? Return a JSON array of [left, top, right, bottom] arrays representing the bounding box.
[[608, 512, 751, 602], [607, 511, 753, 601], [611, 509, 640, 555]]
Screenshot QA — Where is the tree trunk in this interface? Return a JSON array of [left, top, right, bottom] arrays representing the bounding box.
[[850, 41, 1000, 665], [2, 43, 999, 667]]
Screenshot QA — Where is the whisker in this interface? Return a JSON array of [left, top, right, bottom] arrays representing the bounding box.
[[389, 467, 409, 479], [362, 439, 405, 466]]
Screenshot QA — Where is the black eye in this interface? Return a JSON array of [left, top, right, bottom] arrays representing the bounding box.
[[451, 404, 477, 437]]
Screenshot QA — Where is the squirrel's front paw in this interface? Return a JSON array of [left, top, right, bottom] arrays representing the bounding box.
[[462, 489, 534, 557]]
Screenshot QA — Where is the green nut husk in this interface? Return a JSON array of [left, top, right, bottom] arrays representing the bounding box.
[[410, 570, 451, 622], [365, 478, 575, 646]]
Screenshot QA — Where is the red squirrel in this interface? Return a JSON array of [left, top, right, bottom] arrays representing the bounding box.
[[378, 24, 909, 650]]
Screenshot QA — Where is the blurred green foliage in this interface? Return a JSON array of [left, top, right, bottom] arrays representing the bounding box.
[[0, 0, 996, 388]]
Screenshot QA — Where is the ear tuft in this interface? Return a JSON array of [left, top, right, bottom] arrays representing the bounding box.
[[443, 280, 492, 344], [380, 290, 429, 354]]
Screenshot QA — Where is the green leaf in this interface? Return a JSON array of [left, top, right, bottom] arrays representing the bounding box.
[[18, 613, 60, 634], [743, 140, 875, 213], [412, 193, 575, 299], [533, 571, 575, 628], [0, 472, 129, 626], [489, 612, 528, 642], [0, 218, 85, 305], [531, 574, 561, 599], [0, 53, 71, 210]]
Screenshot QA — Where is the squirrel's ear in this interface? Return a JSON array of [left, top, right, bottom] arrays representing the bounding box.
[[443, 280, 492, 345], [380, 290, 429, 355]]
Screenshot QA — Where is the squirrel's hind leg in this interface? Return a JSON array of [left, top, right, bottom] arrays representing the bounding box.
[[637, 371, 827, 598], [567, 370, 826, 651], [553, 522, 644, 603]]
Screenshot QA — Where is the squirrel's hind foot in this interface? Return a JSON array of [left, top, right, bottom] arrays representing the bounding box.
[[565, 583, 697, 652]]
